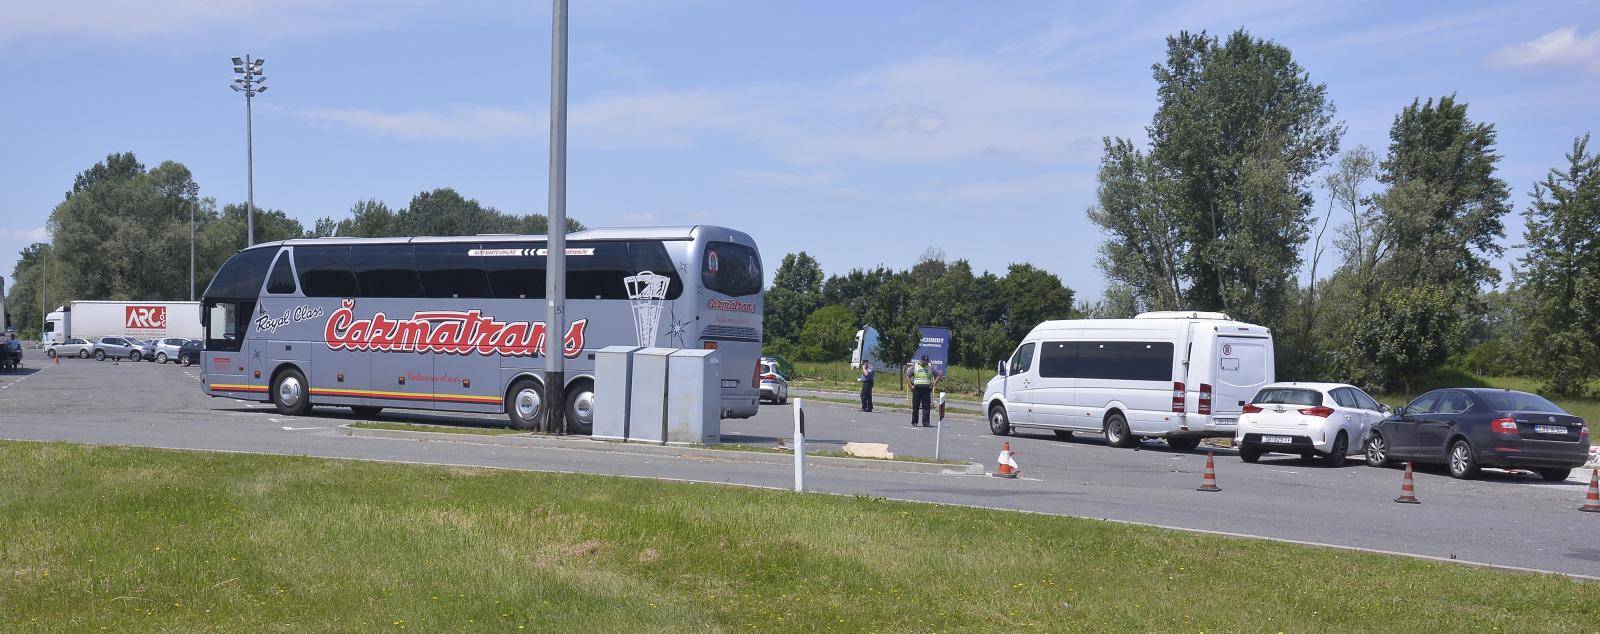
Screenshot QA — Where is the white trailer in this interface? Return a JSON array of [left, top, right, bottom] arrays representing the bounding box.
[[48, 301, 202, 343], [0, 276, 10, 334]]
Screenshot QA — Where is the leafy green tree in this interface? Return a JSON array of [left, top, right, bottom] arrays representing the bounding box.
[[1149, 29, 1343, 328], [996, 263, 1075, 346], [1086, 138, 1184, 312], [763, 252, 825, 349], [797, 304, 857, 361], [1515, 133, 1600, 396], [1338, 286, 1466, 393]]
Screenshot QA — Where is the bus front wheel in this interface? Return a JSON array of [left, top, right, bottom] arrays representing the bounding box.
[[272, 367, 311, 416], [506, 378, 543, 431]]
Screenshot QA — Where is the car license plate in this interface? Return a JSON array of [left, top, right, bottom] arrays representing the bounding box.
[[1263, 435, 1293, 444], [1535, 425, 1567, 435]]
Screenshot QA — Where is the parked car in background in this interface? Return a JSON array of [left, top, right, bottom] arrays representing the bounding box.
[[1235, 383, 1387, 466], [46, 337, 94, 359], [89, 336, 141, 361], [759, 360, 789, 404], [761, 355, 795, 380], [177, 339, 202, 366], [1365, 388, 1591, 481], [127, 338, 157, 361], [152, 337, 189, 364]]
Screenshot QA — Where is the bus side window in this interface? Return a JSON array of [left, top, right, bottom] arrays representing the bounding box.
[[417, 243, 492, 299], [296, 245, 360, 297], [353, 244, 423, 298], [481, 242, 546, 300], [266, 251, 298, 295]]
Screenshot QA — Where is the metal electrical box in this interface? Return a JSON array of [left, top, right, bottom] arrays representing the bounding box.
[[591, 345, 641, 442], [626, 347, 675, 444], [666, 349, 721, 445]]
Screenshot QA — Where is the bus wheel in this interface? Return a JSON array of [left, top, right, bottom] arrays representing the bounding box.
[[565, 379, 595, 435], [350, 406, 383, 419], [272, 367, 311, 416], [506, 378, 543, 430]]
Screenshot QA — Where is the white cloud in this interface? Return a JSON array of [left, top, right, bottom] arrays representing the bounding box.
[[0, 227, 48, 242], [292, 106, 541, 142], [1489, 26, 1600, 73]]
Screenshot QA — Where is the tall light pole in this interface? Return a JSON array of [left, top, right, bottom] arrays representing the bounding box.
[[544, 0, 569, 434], [230, 55, 267, 246], [189, 197, 196, 301]]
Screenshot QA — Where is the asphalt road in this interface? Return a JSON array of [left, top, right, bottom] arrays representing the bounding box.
[[2, 358, 1597, 578]]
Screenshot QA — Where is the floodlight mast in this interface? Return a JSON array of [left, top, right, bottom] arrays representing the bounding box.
[[230, 55, 267, 246], [544, 0, 569, 434]]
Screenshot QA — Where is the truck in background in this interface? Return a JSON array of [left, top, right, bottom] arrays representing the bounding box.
[[0, 276, 10, 334], [43, 301, 202, 344], [851, 326, 896, 371]]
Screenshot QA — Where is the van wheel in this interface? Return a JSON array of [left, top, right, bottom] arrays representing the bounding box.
[[988, 405, 1011, 436], [1166, 437, 1201, 452], [271, 368, 311, 416], [1325, 432, 1348, 467], [350, 406, 383, 418], [506, 378, 543, 431], [565, 379, 595, 435], [1105, 413, 1136, 448]]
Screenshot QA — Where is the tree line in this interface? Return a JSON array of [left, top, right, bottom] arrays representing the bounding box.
[[1084, 29, 1599, 397], [4, 151, 578, 335], [761, 250, 1075, 369]]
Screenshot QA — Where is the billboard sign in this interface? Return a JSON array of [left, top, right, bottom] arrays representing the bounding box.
[[912, 325, 951, 373]]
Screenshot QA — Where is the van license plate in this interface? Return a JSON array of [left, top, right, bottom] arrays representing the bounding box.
[[1535, 425, 1566, 435], [1263, 435, 1293, 444]]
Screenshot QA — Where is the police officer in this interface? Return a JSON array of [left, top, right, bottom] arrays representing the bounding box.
[[858, 360, 875, 412], [906, 355, 940, 427]]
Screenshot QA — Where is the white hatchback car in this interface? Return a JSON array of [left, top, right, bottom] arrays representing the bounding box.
[[1235, 382, 1388, 466]]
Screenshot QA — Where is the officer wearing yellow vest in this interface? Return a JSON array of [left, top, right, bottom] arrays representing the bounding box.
[[906, 354, 942, 427]]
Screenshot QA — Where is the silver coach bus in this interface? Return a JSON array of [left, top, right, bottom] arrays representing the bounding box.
[[199, 225, 764, 432]]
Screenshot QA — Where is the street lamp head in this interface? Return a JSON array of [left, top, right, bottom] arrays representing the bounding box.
[[255, 85, 268, 94], [231, 84, 242, 92], [233, 65, 245, 73], [231, 56, 244, 65], [251, 58, 266, 67]]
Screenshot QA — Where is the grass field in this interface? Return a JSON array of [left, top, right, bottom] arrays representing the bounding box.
[[2, 441, 1596, 631]]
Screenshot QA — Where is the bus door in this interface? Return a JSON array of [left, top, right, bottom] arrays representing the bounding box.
[[202, 300, 259, 400]]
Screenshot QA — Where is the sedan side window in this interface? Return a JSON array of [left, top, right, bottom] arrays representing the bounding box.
[[1435, 391, 1472, 414], [1352, 388, 1381, 411], [1407, 392, 1441, 414], [1330, 388, 1357, 408]]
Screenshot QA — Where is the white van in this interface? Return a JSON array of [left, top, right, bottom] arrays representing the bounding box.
[[982, 311, 1274, 450]]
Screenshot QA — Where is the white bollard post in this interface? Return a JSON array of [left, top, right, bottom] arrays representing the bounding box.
[[935, 392, 947, 460], [793, 398, 806, 492]]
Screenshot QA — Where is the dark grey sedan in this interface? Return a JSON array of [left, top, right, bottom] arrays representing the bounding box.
[[1364, 388, 1591, 481]]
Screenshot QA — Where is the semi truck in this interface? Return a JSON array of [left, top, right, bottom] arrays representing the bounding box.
[[0, 276, 10, 334], [43, 301, 202, 344]]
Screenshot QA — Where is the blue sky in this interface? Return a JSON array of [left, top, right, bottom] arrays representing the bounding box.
[[2, 1, 1598, 305]]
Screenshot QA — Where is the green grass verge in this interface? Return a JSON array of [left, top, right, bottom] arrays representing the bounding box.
[[2, 441, 1596, 631], [349, 421, 527, 436]]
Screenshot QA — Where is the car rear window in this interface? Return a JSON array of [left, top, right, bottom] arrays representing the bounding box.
[[1479, 391, 1564, 413], [1252, 388, 1323, 406]]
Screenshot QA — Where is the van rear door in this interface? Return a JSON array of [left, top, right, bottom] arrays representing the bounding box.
[[1212, 336, 1272, 420]]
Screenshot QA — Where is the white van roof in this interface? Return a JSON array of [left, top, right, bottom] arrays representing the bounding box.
[[1024, 311, 1269, 339], [1134, 311, 1231, 320]]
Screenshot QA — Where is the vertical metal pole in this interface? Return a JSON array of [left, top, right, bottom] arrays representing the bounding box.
[[543, 0, 569, 434], [793, 399, 806, 492], [40, 244, 48, 336], [245, 61, 256, 248], [935, 391, 947, 460], [189, 198, 196, 301]]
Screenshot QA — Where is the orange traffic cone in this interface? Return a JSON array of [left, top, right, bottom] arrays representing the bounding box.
[[1394, 462, 1420, 504], [995, 442, 1019, 479], [1196, 451, 1221, 492], [1581, 469, 1599, 513], [53, 354, 59, 365]]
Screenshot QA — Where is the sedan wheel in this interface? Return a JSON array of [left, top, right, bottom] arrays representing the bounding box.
[[157, 352, 168, 364], [1364, 433, 1391, 468], [1447, 440, 1479, 479], [46, 349, 56, 359], [78, 349, 89, 359], [1325, 432, 1348, 468], [94, 350, 105, 361]]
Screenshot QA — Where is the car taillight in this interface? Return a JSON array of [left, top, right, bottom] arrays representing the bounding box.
[[1198, 383, 1213, 415], [1171, 382, 1185, 413], [761, 373, 779, 381], [1491, 417, 1519, 436], [1580, 421, 1589, 441], [1302, 406, 1335, 418], [1241, 403, 1262, 414]]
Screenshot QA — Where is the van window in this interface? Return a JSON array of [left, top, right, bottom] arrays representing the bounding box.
[[1008, 343, 1035, 376], [1039, 342, 1074, 377], [1077, 341, 1174, 381]]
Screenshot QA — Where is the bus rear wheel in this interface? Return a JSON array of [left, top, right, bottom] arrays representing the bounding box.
[[564, 379, 595, 435], [272, 367, 311, 416], [506, 378, 543, 431]]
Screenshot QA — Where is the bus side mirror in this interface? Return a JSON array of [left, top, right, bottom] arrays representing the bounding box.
[[199, 307, 209, 328]]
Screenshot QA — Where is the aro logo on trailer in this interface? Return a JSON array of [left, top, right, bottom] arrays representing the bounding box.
[[125, 305, 167, 330]]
